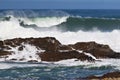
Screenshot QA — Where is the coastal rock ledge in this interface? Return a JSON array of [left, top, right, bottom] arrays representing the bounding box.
[[0, 37, 120, 62]]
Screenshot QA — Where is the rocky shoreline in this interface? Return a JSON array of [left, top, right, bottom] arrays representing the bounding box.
[[0, 37, 120, 79], [0, 37, 120, 62]]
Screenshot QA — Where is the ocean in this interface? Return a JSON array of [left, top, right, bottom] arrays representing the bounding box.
[[0, 9, 120, 80]]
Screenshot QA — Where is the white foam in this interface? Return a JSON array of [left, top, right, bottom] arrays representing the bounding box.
[[0, 58, 120, 69], [76, 50, 97, 60], [84, 52, 97, 60], [54, 58, 120, 70], [18, 16, 68, 27], [54, 30, 120, 52], [0, 62, 47, 69], [59, 50, 70, 52], [3, 43, 45, 62], [0, 19, 40, 39]]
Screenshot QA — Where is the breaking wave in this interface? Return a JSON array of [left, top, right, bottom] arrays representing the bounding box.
[[21, 16, 68, 27], [56, 17, 120, 31], [1, 15, 120, 31], [1, 9, 120, 31]]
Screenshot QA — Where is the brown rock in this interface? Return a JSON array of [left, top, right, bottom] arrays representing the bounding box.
[[70, 42, 120, 58], [0, 41, 3, 47], [58, 45, 72, 51], [10, 58, 17, 61], [18, 46, 24, 51], [19, 58, 25, 61], [0, 51, 11, 56], [0, 37, 120, 62], [29, 37, 61, 51], [28, 60, 38, 62], [39, 50, 95, 62], [3, 37, 61, 52]]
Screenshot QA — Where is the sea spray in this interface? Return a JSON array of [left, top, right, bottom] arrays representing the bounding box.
[[3, 43, 45, 62]]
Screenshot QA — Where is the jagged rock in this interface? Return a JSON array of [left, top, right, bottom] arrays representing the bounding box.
[[70, 42, 120, 58], [39, 50, 94, 62], [3, 37, 61, 52], [0, 37, 120, 62]]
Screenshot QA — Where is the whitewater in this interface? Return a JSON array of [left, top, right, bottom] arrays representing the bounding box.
[[0, 16, 120, 52]]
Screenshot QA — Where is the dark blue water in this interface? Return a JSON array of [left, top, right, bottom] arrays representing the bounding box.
[[64, 9, 120, 18], [1, 9, 120, 18]]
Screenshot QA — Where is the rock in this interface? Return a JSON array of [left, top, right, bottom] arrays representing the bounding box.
[[58, 45, 72, 51], [0, 51, 11, 56], [70, 42, 120, 58], [10, 58, 17, 61], [39, 50, 95, 62], [19, 58, 25, 61], [0, 41, 4, 49], [28, 60, 38, 62], [28, 37, 61, 52], [19, 20, 37, 27], [3, 16, 11, 21], [3, 37, 61, 52], [0, 37, 119, 62], [18, 46, 24, 51], [0, 41, 3, 46]]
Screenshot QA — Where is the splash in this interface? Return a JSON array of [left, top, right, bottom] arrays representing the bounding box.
[[2, 43, 45, 62]]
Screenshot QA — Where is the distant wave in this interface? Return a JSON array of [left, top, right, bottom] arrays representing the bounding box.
[[0, 10, 69, 27], [55, 17, 120, 31], [1, 10, 120, 31], [20, 16, 68, 27], [1, 15, 120, 31]]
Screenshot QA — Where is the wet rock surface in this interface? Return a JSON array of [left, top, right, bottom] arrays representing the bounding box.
[[70, 42, 120, 58], [0, 37, 120, 62]]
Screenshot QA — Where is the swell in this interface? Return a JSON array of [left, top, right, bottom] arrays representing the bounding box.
[[56, 17, 120, 31], [1, 10, 120, 31], [1, 15, 120, 31]]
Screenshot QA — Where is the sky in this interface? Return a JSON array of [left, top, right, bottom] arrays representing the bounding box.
[[0, 0, 120, 9]]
